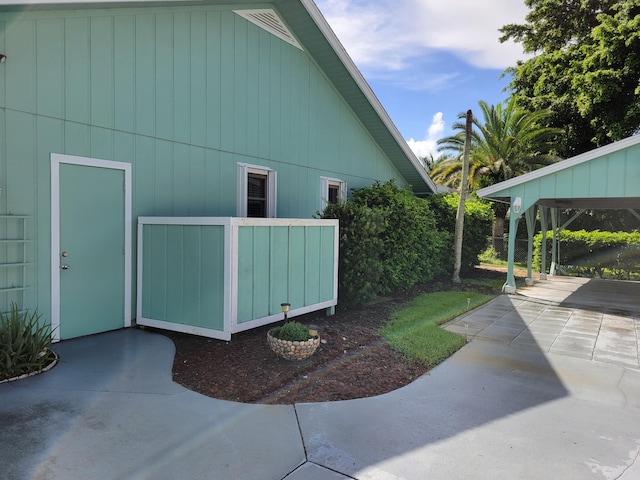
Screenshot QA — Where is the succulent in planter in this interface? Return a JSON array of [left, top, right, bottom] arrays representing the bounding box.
[[267, 321, 320, 361]]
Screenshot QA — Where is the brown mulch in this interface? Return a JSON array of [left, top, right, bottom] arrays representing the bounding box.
[[159, 267, 514, 405]]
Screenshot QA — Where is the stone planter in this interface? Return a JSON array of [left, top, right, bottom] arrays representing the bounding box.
[[267, 329, 320, 361]]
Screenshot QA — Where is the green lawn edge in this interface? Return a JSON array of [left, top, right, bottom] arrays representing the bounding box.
[[381, 291, 495, 369]]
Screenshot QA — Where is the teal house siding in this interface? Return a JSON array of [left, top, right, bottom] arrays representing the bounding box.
[[137, 218, 338, 340], [0, 1, 434, 339]]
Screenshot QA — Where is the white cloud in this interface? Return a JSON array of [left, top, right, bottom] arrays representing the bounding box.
[[406, 112, 445, 159], [316, 0, 530, 73]]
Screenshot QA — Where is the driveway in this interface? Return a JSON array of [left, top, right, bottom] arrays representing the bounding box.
[[1, 277, 639, 479]]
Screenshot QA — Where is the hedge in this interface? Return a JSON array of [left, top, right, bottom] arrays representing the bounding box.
[[533, 229, 640, 280]]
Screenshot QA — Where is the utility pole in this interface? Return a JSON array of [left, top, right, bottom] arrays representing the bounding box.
[[453, 109, 472, 283]]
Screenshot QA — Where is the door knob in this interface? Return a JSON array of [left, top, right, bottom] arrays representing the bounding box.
[[61, 264, 70, 270]]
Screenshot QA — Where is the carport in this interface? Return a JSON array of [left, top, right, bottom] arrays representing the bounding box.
[[477, 135, 640, 292]]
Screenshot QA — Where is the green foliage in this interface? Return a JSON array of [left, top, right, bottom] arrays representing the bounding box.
[[501, 0, 640, 153], [320, 182, 494, 307], [349, 180, 446, 292], [320, 200, 387, 307], [270, 321, 311, 342], [534, 229, 640, 279], [381, 291, 493, 368], [426, 194, 494, 272], [1, 303, 53, 380]]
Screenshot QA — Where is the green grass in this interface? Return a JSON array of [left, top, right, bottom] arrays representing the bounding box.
[[381, 291, 494, 368]]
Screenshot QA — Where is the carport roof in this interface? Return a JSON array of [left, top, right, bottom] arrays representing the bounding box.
[[476, 135, 640, 211]]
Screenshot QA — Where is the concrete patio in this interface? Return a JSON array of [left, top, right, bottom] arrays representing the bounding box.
[[1, 276, 639, 479]]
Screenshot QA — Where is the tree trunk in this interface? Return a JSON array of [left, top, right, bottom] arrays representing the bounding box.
[[453, 110, 472, 283], [492, 215, 505, 259]]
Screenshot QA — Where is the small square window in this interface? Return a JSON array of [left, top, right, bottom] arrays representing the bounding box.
[[320, 177, 346, 210], [237, 164, 277, 217]]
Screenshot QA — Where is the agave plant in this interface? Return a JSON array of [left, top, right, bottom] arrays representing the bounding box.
[[0, 303, 54, 380]]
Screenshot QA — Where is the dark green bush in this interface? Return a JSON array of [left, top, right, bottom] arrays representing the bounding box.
[[534, 229, 640, 279], [349, 180, 447, 292], [320, 201, 387, 307], [1, 303, 53, 380], [270, 321, 311, 342], [426, 194, 494, 272]]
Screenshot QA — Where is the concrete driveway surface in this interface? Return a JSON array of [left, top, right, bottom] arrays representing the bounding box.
[[1, 277, 639, 479]]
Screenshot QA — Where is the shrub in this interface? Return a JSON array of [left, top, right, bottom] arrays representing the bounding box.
[[426, 194, 494, 272], [349, 180, 447, 292], [270, 321, 311, 342], [533, 229, 640, 279], [0, 303, 53, 380], [320, 201, 387, 307]]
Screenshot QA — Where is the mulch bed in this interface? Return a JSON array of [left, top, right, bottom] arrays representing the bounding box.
[[159, 268, 511, 405]]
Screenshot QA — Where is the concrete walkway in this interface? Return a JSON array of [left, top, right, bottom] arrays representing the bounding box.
[[1, 277, 639, 479]]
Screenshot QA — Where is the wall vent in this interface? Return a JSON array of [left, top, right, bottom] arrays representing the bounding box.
[[233, 9, 303, 50]]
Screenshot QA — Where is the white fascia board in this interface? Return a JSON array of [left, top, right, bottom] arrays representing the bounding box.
[[477, 134, 640, 199]]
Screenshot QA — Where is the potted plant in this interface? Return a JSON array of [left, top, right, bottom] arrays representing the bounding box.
[[267, 321, 320, 361]]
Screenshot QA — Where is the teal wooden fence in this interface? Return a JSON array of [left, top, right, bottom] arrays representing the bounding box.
[[137, 217, 338, 340]]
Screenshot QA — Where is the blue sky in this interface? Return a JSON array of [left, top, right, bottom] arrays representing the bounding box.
[[314, 0, 531, 159]]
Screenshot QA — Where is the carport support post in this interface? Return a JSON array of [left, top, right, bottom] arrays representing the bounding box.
[[504, 209, 521, 293], [539, 207, 548, 280], [524, 206, 536, 286]]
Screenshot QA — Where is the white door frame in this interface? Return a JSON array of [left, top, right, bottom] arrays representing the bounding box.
[[51, 153, 132, 342]]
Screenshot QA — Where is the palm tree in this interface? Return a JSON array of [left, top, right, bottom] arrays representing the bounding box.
[[431, 99, 562, 252]]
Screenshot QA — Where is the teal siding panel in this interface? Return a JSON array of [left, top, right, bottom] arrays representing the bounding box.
[[0, 109, 5, 213], [189, 146, 207, 215], [172, 143, 191, 215], [205, 11, 222, 150], [4, 112, 34, 213], [319, 226, 335, 302], [7, 20, 36, 113], [269, 226, 289, 313], [555, 170, 573, 196], [64, 122, 90, 158], [36, 19, 64, 118], [90, 16, 114, 129], [190, 13, 207, 146], [114, 131, 135, 165], [135, 14, 156, 137], [623, 150, 640, 197], [134, 136, 156, 215], [174, 12, 191, 144], [251, 226, 271, 319], [165, 225, 184, 323], [0, 21, 5, 108], [572, 162, 590, 197], [589, 158, 609, 197], [64, 17, 90, 124], [90, 126, 114, 160], [287, 226, 305, 309], [155, 14, 174, 141], [204, 149, 222, 215], [219, 12, 235, 153], [279, 47, 292, 163], [146, 225, 168, 320], [304, 227, 321, 305], [236, 226, 254, 322], [257, 30, 271, 159], [269, 40, 282, 160], [154, 140, 174, 215], [200, 225, 225, 330], [233, 16, 248, 155], [181, 226, 202, 325], [245, 24, 260, 155], [114, 15, 135, 132]]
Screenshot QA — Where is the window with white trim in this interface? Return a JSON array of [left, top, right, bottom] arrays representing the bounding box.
[[237, 163, 277, 217], [320, 177, 346, 210]]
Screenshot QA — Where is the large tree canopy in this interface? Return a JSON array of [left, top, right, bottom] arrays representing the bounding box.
[[501, 0, 640, 156]]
